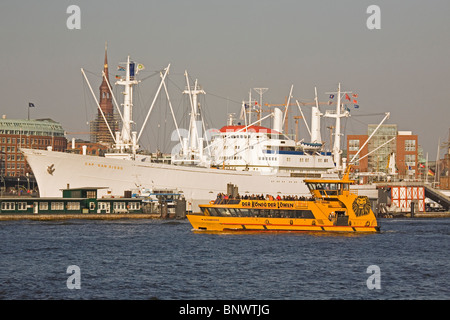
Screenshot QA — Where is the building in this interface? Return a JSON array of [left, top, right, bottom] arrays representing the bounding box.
[[67, 138, 109, 156], [437, 129, 450, 190], [0, 117, 67, 192], [347, 124, 418, 182], [89, 43, 118, 146]]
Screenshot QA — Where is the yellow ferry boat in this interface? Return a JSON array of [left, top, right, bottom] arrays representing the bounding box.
[[187, 168, 380, 233]]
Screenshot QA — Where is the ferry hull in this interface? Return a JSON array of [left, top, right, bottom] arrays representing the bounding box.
[[187, 215, 380, 233]]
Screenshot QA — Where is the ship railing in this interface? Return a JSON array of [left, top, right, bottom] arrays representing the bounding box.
[[213, 197, 313, 205]]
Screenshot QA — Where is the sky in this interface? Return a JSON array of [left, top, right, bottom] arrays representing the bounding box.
[[0, 0, 449, 160]]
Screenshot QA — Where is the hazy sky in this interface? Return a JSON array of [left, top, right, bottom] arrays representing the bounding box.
[[1, 0, 449, 160]]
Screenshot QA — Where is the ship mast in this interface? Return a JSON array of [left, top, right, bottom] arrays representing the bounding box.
[[184, 73, 205, 152], [115, 56, 140, 153], [324, 83, 351, 170], [171, 72, 209, 166]]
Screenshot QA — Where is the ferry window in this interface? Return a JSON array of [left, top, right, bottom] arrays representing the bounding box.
[[307, 183, 323, 191], [209, 207, 221, 216], [254, 209, 262, 216], [217, 208, 233, 216], [297, 210, 315, 219], [287, 211, 297, 218], [230, 208, 240, 216], [239, 209, 250, 217]]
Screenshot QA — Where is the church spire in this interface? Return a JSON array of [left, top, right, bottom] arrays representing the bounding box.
[[99, 41, 111, 99], [103, 41, 109, 77]]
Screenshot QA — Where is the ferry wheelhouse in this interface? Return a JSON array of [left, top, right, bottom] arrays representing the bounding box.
[[187, 168, 380, 233]]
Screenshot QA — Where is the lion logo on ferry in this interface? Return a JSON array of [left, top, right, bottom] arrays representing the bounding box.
[[352, 196, 371, 217]]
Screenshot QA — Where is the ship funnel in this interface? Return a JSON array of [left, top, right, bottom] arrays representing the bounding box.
[[273, 108, 283, 133]]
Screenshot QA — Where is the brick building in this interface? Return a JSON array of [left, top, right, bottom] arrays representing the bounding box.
[[347, 124, 418, 182], [0, 117, 67, 193], [67, 138, 109, 156]]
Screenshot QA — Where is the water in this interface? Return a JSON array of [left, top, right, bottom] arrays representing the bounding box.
[[0, 218, 448, 300]]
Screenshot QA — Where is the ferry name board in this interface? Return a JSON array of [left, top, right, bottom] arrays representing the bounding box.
[[240, 200, 295, 209]]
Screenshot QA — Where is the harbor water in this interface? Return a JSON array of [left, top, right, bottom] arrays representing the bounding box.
[[0, 218, 448, 300]]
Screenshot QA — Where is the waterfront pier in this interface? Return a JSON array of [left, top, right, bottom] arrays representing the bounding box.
[[376, 182, 450, 217]]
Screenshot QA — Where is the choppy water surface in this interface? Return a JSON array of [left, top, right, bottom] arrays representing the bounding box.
[[0, 218, 448, 300]]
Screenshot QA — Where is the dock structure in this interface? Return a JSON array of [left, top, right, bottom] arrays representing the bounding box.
[[376, 182, 450, 216], [0, 187, 187, 220]]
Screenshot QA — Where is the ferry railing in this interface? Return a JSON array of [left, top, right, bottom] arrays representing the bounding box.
[[213, 197, 313, 205]]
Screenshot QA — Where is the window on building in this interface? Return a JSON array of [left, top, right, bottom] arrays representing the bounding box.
[[51, 202, 64, 211], [1, 202, 15, 210], [39, 202, 49, 211], [405, 154, 416, 167], [349, 139, 360, 151], [405, 140, 416, 152], [67, 202, 80, 210]]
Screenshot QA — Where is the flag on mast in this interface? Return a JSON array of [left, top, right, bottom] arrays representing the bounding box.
[[136, 64, 145, 74]]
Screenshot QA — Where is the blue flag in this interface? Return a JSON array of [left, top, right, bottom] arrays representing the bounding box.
[[354, 104, 359, 108]]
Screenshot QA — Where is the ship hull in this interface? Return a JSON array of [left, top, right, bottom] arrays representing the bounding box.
[[22, 149, 335, 213], [186, 215, 380, 233]]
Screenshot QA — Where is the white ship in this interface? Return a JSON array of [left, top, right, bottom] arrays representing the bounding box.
[[22, 56, 353, 213]]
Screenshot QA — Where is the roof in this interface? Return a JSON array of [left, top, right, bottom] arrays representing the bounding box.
[[60, 187, 108, 191], [0, 118, 65, 136], [219, 125, 281, 134]]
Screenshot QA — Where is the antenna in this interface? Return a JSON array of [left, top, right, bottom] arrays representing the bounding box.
[[253, 88, 268, 120]]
